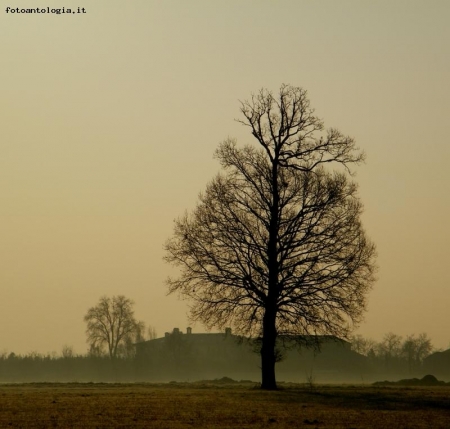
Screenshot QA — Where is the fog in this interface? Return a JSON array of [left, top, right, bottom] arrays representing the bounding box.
[[1, 0, 449, 364], [2, 330, 449, 384]]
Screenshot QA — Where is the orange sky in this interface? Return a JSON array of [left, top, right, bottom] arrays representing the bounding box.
[[1, 0, 449, 355]]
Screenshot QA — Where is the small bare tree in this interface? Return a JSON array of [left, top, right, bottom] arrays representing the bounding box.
[[350, 335, 377, 356], [61, 345, 74, 359], [84, 295, 144, 360], [165, 84, 377, 389]]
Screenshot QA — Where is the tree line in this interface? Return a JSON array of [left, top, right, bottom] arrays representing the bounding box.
[[0, 330, 441, 383], [351, 332, 435, 375], [0, 352, 138, 383]]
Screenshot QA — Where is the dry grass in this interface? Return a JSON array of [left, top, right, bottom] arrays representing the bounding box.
[[1, 382, 449, 428]]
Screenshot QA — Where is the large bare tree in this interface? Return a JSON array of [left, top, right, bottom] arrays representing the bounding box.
[[84, 295, 144, 360], [165, 84, 377, 389]]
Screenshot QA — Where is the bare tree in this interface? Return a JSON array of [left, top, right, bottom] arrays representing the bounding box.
[[402, 333, 433, 373], [414, 333, 433, 364], [377, 332, 403, 370], [165, 84, 377, 389], [61, 345, 74, 359], [350, 335, 377, 357], [402, 335, 417, 374], [84, 295, 144, 360]]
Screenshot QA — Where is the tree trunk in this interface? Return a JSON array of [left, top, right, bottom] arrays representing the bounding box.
[[260, 161, 279, 390], [261, 307, 277, 390]]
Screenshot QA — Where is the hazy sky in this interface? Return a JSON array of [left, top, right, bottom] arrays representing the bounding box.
[[1, 1, 449, 355]]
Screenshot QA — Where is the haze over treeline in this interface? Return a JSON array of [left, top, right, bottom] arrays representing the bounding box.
[[0, 330, 444, 384], [1, 1, 450, 355]]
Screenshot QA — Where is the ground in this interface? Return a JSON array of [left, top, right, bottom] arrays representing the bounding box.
[[1, 382, 449, 428]]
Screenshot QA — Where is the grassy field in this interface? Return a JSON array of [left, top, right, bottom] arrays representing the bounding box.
[[1, 382, 449, 428]]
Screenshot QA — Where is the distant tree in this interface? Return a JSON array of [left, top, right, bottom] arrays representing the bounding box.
[[402, 335, 417, 374], [401, 333, 432, 373], [377, 332, 403, 369], [414, 333, 433, 362], [84, 295, 144, 360], [353, 332, 435, 375], [350, 335, 377, 356], [61, 345, 74, 359], [119, 320, 148, 358], [165, 84, 377, 389], [87, 343, 105, 358]]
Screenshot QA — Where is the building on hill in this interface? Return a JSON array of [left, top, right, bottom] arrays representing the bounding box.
[[135, 327, 258, 381], [275, 335, 366, 383], [135, 327, 368, 382]]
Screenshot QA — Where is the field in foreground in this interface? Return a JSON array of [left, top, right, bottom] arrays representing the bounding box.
[[1, 382, 450, 428]]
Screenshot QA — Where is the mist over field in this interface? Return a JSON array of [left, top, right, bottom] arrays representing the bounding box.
[[1, 328, 449, 386], [1, 0, 449, 391]]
